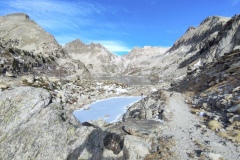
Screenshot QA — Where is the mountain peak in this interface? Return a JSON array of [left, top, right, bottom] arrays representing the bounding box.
[[199, 16, 230, 26], [90, 42, 103, 48], [185, 26, 196, 33], [0, 13, 61, 55], [6, 13, 30, 20]]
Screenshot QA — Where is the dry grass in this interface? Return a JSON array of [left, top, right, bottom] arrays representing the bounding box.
[[218, 130, 240, 143], [207, 120, 222, 130], [144, 136, 176, 160], [193, 140, 210, 151]]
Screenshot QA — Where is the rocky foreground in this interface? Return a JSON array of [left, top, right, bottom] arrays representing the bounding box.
[[0, 74, 165, 159], [1, 83, 239, 160], [0, 51, 240, 160]]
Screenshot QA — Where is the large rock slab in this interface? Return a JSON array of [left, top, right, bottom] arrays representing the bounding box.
[[0, 87, 51, 132], [124, 135, 151, 159], [123, 119, 162, 137], [0, 87, 95, 160]]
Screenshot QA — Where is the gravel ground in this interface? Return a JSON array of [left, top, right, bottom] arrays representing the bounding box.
[[162, 91, 240, 160]]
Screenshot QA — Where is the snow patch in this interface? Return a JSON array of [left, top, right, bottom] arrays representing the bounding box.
[[194, 60, 202, 67]]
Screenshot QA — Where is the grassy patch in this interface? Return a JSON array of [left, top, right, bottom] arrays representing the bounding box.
[[207, 120, 222, 130], [218, 130, 240, 143]]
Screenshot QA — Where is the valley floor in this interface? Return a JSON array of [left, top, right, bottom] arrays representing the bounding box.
[[162, 91, 240, 159]]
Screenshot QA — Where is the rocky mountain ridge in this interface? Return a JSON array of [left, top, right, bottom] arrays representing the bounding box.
[[62, 14, 240, 81], [141, 15, 240, 81], [1, 13, 240, 81], [63, 39, 124, 77], [122, 46, 169, 75], [63, 39, 170, 77]]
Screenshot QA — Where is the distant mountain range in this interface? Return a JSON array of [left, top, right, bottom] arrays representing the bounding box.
[[0, 13, 239, 81]]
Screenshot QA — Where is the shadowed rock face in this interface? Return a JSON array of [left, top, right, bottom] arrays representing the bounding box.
[[103, 132, 124, 154]]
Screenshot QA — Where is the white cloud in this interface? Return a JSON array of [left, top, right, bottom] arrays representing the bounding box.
[[5, 0, 104, 16], [0, 0, 107, 30]]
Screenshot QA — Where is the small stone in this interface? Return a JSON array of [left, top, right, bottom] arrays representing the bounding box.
[[202, 103, 208, 109], [5, 71, 15, 77], [0, 84, 8, 89], [223, 73, 229, 78], [224, 94, 233, 100], [200, 93, 208, 97], [199, 112, 205, 117], [57, 92, 61, 98], [226, 126, 234, 131], [213, 115, 220, 121], [62, 96, 68, 103], [228, 115, 240, 123], [91, 118, 106, 127], [56, 98, 61, 103], [227, 104, 240, 113], [201, 125, 207, 129], [84, 105, 90, 110], [145, 109, 152, 119], [208, 153, 223, 160], [227, 113, 234, 117], [220, 99, 228, 106], [42, 76, 49, 82], [214, 96, 219, 99], [49, 82, 54, 90], [233, 86, 240, 92]]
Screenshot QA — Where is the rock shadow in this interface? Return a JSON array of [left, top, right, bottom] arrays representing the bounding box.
[[67, 128, 127, 160]]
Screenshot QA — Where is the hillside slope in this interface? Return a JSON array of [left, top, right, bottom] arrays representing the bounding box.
[[122, 46, 169, 76], [157, 15, 240, 81], [173, 50, 240, 143]]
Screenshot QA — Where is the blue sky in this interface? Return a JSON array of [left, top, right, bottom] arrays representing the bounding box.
[[0, 0, 239, 55]]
